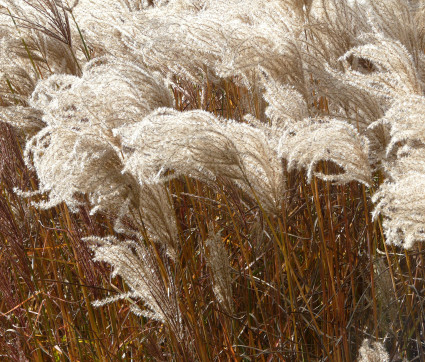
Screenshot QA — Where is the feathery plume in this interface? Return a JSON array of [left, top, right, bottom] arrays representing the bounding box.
[[338, 36, 422, 98], [373, 147, 425, 249], [204, 228, 233, 313], [87, 236, 182, 336], [24, 126, 137, 213], [0, 0, 84, 75], [0, 105, 44, 137], [278, 118, 371, 185], [358, 339, 389, 362], [22, 56, 172, 212], [116, 107, 286, 212]]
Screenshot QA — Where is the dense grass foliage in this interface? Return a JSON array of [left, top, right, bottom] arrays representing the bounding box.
[[1, 0, 425, 360]]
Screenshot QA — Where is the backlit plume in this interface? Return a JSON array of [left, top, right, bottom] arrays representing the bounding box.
[[2, 0, 425, 358]]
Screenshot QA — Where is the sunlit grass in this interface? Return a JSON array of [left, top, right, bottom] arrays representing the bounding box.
[[1, 1, 425, 360]]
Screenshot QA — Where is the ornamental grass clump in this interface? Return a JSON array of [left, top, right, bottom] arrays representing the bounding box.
[[1, 0, 425, 360]]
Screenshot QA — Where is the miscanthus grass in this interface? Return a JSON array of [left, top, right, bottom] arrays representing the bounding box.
[[1, 0, 425, 360]]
